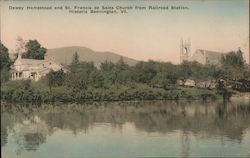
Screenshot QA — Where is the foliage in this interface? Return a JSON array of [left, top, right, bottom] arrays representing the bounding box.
[[221, 50, 244, 68], [0, 42, 11, 83], [1, 67, 10, 83], [0, 42, 11, 70], [219, 50, 246, 79], [1, 49, 248, 103], [70, 52, 80, 73], [22, 40, 47, 60], [46, 69, 65, 90], [100, 60, 115, 72]]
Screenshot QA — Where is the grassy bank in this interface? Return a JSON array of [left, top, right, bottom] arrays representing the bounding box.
[[1, 80, 219, 103]]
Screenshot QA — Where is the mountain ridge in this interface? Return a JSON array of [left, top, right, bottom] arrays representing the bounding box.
[[46, 46, 138, 67]]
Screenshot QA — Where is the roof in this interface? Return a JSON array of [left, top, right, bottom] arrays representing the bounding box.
[[195, 49, 223, 64], [12, 56, 64, 72], [18, 58, 44, 65]]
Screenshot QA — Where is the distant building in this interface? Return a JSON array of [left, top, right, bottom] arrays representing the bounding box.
[[180, 39, 191, 63], [191, 49, 223, 65], [10, 53, 66, 81], [180, 39, 223, 65]]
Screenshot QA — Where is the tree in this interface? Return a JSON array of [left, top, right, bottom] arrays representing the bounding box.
[[65, 62, 97, 90], [71, 52, 80, 65], [89, 70, 105, 88], [100, 60, 115, 72], [115, 57, 129, 71], [220, 50, 246, 79], [46, 69, 65, 90], [0, 42, 11, 82], [22, 40, 47, 59], [0, 42, 11, 70], [133, 61, 158, 83], [221, 50, 245, 68], [70, 52, 80, 73]]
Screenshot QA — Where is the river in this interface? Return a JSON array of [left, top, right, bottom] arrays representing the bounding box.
[[1, 99, 250, 157]]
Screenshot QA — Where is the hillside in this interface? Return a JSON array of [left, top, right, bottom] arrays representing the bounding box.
[[47, 46, 138, 67]]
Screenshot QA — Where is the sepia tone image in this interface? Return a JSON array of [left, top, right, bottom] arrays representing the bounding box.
[[0, 0, 249, 157]]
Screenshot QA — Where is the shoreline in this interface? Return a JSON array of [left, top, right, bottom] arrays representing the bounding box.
[[231, 92, 250, 101], [1, 96, 249, 106]]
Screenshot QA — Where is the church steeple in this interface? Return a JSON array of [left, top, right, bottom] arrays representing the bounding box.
[[180, 38, 191, 63]]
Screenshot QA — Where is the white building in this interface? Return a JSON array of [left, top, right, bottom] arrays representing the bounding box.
[[191, 49, 223, 65], [10, 53, 66, 81], [180, 39, 223, 65]]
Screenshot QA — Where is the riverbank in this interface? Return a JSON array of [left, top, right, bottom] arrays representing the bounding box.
[[231, 92, 250, 101], [1, 80, 220, 103]]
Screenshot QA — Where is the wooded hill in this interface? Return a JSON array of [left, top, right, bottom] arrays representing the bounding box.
[[47, 46, 138, 67]]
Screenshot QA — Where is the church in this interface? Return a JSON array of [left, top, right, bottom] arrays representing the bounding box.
[[180, 39, 223, 65], [10, 53, 66, 81]]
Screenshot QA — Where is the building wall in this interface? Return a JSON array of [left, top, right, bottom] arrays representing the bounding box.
[[191, 50, 206, 64]]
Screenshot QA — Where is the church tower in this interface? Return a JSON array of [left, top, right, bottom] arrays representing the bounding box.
[[180, 38, 191, 63]]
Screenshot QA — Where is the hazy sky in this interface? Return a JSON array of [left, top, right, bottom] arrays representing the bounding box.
[[1, 0, 249, 64]]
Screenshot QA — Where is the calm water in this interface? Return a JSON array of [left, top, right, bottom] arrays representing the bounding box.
[[1, 100, 250, 158]]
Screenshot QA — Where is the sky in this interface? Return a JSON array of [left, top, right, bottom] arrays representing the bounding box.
[[0, 0, 249, 64]]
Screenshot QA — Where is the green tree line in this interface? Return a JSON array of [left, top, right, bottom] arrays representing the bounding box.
[[1, 41, 248, 102]]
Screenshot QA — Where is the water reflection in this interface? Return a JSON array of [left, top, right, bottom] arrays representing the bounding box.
[[1, 100, 250, 157]]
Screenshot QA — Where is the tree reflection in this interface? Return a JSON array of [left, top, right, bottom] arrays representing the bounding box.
[[1, 125, 8, 147], [1, 100, 250, 152], [23, 133, 46, 151]]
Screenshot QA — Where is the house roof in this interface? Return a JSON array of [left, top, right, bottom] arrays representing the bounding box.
[[18, 58, 45, 65], [12, 56, 64, 72]]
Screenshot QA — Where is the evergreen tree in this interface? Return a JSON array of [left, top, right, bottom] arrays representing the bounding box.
[[70, 52, 80, 73]]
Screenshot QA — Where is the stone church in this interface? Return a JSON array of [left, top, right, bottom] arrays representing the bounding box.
[[10, 53, 66, 81], [180, 39, 223, 65]]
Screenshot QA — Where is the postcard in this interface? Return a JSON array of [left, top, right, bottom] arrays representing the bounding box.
[[1, 0, 249, 157]]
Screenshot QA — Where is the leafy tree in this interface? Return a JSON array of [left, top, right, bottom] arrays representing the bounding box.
[[46, 69, 65, 90], [151, 73, 171, 88], [1, 68, 10, 83], [22, 40, 47, 59], [0, 42, 11, 70], [220, 50, 246, 79], [133, 61, 158, 83], [178, 61, 222, 81], [221, 50, 245, 68], [65, 62, 97, 90], [0, 42, 11, 83], [89, 70, 105, 88]]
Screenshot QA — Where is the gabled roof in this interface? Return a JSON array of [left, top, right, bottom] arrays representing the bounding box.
[[195, 49, 223, 64], [12, 56, 64, 72], [18, 58, 45, 65]]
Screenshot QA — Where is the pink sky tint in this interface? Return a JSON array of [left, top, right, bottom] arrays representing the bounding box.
[[0, 0, 249, 64]]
